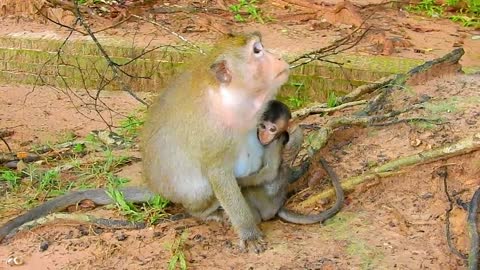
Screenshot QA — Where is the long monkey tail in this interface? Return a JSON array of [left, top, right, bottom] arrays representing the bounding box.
[[0, 187, 155, 242], [277, 157, 344, 224]]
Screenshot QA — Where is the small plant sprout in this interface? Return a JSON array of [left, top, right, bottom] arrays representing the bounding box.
[[38, 169, 62, 196], [0, 170, 21, 189], [107, 187, 169, 224], [73, 143, 86, 154], [229, 0, 266, 23], [327, 91, 338, 108], [118, 112, 145, 142], [167, 231, 188, 270], [286, 81, 308, 109]]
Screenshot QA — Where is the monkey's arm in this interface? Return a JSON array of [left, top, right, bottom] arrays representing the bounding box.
[[282, 126, 304, 167], [277, 158, 344, 224], [206, 163, 265, 253], [283, 126, 307, 184], [236, 139, 284, 187], [0, 187, 154, 241]]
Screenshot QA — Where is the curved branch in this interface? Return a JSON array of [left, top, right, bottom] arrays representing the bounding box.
[[300, 133, 480, 208], [292, 100, 367, 119]]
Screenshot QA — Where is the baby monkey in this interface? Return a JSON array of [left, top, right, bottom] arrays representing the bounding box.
[[236, 100, 344, 224]]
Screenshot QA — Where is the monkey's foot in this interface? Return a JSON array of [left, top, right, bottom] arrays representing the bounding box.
[[239, 238, 267, 254], [238, 228, 266, 253], [203, 209, 226, 223]]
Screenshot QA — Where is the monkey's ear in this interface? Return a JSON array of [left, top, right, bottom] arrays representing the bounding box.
[[210, 60, 232, 84]]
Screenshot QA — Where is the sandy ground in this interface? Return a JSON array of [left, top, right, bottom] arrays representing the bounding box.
[[0, 1, 480, 269], [0, 72, 479, 269], [0, 0, 479, 67]]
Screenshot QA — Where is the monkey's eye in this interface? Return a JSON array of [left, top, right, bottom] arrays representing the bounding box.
[[253, 42, 264, 57], [259, 123, 266, 129], [269, 126, 277, 133]]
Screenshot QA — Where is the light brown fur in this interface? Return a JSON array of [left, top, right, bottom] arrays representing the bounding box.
[[141, 32, 289, 252]]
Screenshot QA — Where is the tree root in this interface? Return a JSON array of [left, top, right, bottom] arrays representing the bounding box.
[[440, 166, 468, 261], [293, 48, 465, 121], [299, 133, 480, 208], [338, 75, 397, 104], [468, 188, 480, 270], [292, 100, 367, 119], [362, 48, 464, 115], [4, 213, 147, 241], [305, 107, 424, 155], [288, 47, 467, 202], [3, 212, 191, 242]]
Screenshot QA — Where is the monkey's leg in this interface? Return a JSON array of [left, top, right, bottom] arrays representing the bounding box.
[[255, 195, 281, 221], [206, 164, 265, 253], [242, 189, 264, 224], [187, 199, 224, 222], [246, 180, 287, 222]]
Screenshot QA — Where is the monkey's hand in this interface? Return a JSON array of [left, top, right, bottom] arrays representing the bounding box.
[[237, 138, 284, 187], [239, 227, 266, 254], [236, 162, 278, 187]]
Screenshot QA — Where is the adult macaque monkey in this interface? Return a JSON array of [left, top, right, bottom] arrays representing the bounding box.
[[142, 32, 290, 253], [0, 33, 289, 250]]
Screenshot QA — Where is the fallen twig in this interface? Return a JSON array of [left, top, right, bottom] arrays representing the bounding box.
[[0, 141, 82, 165], [299, 133, 480, 208], [3, 213, 146, 241], [362, 48, 464, 115], [289, 22, 371, 69], [292, 100, 367, 118], [131, 14, 205, 55], [0, 129, 14, 153], [0, 137, 11, 153]]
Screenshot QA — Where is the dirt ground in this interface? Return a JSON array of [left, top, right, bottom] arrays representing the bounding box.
[[0, 0, 479, 67], [0, 73, 479, 270], [1, 1, 480, 270]]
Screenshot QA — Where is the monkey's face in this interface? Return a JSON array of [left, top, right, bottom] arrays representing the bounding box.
[[257, 119, 288, 145], [241, 36, 290, 93], [206, 33, 290, 131]]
